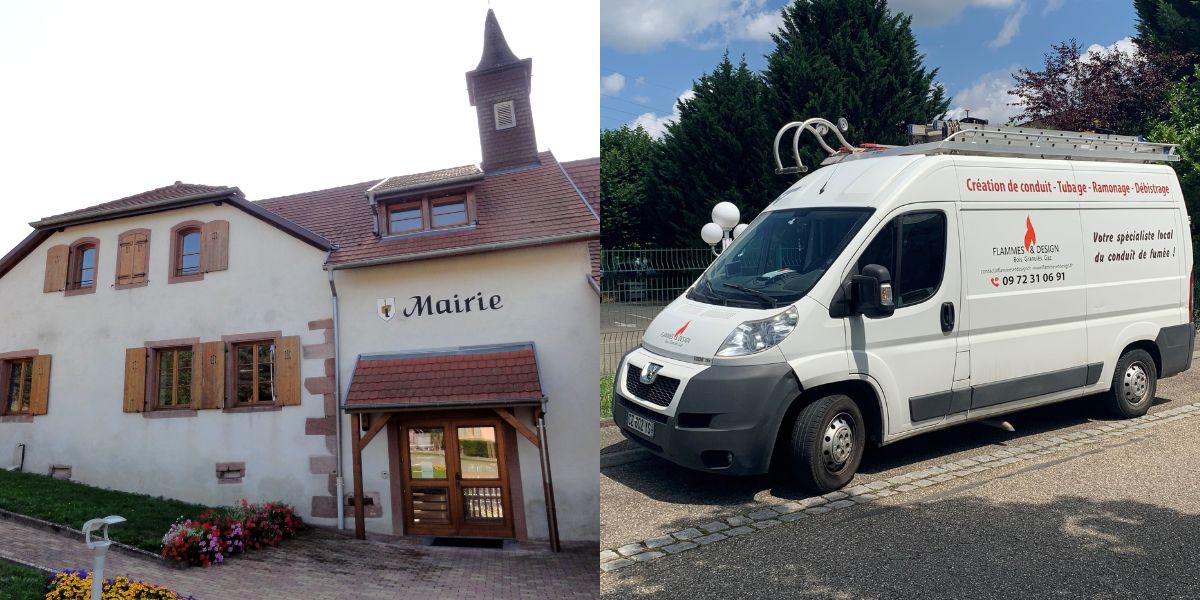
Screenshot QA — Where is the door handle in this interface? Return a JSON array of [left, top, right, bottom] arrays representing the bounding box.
[[940, 302, 955, 332]]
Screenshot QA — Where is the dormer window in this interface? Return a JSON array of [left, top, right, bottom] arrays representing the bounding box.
[[383, 192, 474, 236]]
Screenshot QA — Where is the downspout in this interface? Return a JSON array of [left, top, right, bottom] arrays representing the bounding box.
[[326, 257, 346, 530]]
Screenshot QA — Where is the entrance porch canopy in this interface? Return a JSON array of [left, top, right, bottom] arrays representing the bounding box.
[[342, 343, 559, 549]]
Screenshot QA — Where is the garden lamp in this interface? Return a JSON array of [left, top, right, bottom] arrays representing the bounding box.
[[702, 202, 745, 256], [82, 515, 126, 599]]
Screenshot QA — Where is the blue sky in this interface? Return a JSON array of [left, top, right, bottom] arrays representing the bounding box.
[[601, 0, 1138, 136]]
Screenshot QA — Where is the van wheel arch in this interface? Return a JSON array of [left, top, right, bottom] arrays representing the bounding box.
[[772, 379, 884, 470], [1120, 340, 1161, 377]]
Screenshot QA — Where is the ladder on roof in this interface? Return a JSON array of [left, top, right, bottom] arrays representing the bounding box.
[[773, 118, 1179, 175]]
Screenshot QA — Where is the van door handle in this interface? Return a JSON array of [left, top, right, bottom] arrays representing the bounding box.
[[940, 302, 955, 332]]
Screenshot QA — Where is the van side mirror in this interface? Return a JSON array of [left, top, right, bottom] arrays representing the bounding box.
[[850, 264, 895, 318]]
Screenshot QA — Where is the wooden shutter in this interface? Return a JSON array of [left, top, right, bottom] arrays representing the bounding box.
[[275, 336, 302, 406], [123, 348, 146, 413], [43, 245, 69, 293], [202, 220, 229, 272], [116, 235, 134, 284], [131, 233, 148, 283], [198, 341, 225, 410], [29, 355, 51, 416]]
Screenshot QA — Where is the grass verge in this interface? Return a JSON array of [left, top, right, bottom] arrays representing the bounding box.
[[0, 560, 48, 600], [0, 470, 208, 553], [601, 373, 614, 419]]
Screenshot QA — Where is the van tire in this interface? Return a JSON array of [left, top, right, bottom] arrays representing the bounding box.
[[789, 394, 864, 493], [1106, 349, 1157, 418]]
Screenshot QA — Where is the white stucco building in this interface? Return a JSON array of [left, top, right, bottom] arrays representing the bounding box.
[[0, 10, 599, 546]]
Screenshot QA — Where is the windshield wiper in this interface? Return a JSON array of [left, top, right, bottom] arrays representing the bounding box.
[[690, 279, 728, 305], [721, 283, 777, 308]]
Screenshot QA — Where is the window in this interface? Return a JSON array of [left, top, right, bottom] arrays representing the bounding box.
[[168, 220, 228, 284], [155, 347, 194, 409], [432, 196, 468, 228], [64, 238, 100, 295], [857, 211, 947, 308], [115, 229, 150, 288], [178, 229, 202, 275], [3, 359, 33, 415], [389, 202, 424, 234], [234, 340, 276, 405], [384, 193, 473, 236]]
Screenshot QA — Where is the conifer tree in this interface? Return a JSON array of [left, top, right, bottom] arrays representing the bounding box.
[[764, 0, 949, 174], [647, 53, 784, 247], [600, 125, 659, 249]]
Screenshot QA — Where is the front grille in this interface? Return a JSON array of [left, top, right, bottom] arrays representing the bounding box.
[[625, 364, 680, 408], [617, 395, 668, 424]]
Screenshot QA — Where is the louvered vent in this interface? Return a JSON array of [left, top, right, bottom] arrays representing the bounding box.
[[493, 100, 516, 130]]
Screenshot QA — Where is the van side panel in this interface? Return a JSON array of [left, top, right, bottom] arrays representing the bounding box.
[[958, 203, 1088, 398]]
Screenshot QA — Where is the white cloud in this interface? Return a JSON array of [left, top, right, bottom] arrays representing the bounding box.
[[630, 90, 696, 138], [1042, 0, 1065, 15], [889, 0, 1018, 27], [601, 72, 627, 96], [635, 76, 646, 85], [1084, 36, 1137, 58], [633, 95, 651, 104], [989, 1, 1028, 48], [601, 0, 782, 53], [944, 66, 1024, 125]]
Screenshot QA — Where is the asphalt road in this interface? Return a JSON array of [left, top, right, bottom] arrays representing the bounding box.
[[601, 360, 1200, 599]]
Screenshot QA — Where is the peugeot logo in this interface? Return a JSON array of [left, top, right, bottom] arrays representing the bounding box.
[[640, 363, 663, 385]]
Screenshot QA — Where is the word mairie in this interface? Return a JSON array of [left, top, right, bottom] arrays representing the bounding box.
[[403, 292, 504, 318]]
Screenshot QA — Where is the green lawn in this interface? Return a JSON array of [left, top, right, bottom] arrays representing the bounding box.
[[601, 373, 614, 419], [0, 560, 48, 600], [0, 470, 208, 552]]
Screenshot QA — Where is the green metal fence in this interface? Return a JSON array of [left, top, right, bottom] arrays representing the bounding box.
[[600, 249, 714, 375]]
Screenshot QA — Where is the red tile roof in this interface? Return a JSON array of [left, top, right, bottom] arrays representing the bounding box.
[[34, 182, 232, 226], [256, 151, 599, 268], [562, 157, 599, 214], [345, 344, 543, 411]]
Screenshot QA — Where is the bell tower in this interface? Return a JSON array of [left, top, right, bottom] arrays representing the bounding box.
[[465, 10, 539, 173]]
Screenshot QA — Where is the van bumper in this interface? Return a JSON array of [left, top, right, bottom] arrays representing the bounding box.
[[613, 350, 801, 475]]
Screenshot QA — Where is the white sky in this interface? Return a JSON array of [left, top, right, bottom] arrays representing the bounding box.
[[0, 1, 599, 254]]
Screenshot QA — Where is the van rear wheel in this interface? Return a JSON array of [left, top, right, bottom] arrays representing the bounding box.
[[1106, 349, 1157, 418], [789, 394, 865, 493]]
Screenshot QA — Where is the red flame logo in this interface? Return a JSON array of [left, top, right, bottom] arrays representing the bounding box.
[[1023, 216, 1036, 251], [674, 321, 692, 338]]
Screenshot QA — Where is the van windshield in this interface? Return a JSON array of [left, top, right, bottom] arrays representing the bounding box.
[[689, 207, 874, 308]]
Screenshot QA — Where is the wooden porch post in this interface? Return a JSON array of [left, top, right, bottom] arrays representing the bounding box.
[[351, 412, 365, 540]]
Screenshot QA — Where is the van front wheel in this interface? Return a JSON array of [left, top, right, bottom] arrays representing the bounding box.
[[1106, 349, 1157, 418], [789, 394, 865, 493]]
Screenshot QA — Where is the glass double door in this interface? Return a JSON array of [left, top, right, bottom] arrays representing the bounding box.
[[400, 415, 514, 538]]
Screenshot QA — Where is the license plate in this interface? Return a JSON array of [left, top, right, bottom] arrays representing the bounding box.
[[626, 412, 655, 438]]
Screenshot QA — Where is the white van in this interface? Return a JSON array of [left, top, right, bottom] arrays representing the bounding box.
[[614, 118, 1195, 492]]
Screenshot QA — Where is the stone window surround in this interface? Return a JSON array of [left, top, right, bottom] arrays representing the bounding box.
[[168, 220, 205, 285], [64, 237, 100, 297], [0, 349, 38, 423]]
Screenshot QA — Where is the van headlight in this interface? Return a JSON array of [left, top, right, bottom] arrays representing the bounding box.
[[716, 306, 799, 357]]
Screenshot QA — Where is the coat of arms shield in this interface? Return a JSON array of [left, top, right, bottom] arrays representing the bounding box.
[[377, 297, 396, 322]]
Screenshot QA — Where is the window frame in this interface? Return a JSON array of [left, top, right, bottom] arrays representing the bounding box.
[[231, 340, 277, 407], [114, 228, 152, 290], [221, 331, 284, 412], [152, 346, 196, 410], [855, 209, 948, 310], [169, 221, 206, 284], [64, 237, 100, 296], [143, 339, 200, 413], [380, 190, 476, 238], [1, 358, 34, 416]]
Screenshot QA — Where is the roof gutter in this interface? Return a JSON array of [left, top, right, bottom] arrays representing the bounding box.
[[327, 230, 599, 270], [343, 397, 543, 413]]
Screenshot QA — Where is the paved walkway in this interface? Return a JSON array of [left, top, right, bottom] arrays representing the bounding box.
[[1, 523, 596, 599]]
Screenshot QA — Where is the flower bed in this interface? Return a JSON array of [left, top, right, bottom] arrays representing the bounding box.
[[160, 500, 301, 568], [44, 570, 194, 599]]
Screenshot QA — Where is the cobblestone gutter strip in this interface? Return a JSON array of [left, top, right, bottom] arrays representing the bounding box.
[[0, 508, 162, 562], [599, 402, 1200, 573]]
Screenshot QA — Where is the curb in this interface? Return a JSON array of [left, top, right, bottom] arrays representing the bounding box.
[[0, 555, 55, 577], [0, 508, 163, 563], [600, 401, 1200, 573]]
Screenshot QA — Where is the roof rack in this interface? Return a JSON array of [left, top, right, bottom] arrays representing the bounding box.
[[900, 122, 1179, 163], [774, 118, 1179, 175]]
